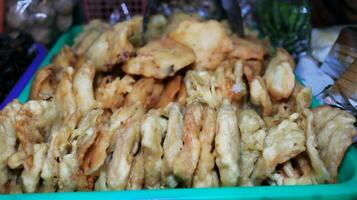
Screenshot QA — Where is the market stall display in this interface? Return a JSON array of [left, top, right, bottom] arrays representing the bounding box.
[[0, 15, 356, 197]]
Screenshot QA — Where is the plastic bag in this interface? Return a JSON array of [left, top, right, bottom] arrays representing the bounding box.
[[5, 0, 75, 46]]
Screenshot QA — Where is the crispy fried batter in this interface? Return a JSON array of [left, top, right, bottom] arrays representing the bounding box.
[[161, 103, 184, 188], [156, 75, 182, 108], [229, 36, 267, 60], [41, 112, 81, 192], [264, 49, 295, 101], [252, 114, 306, 183], [141, 110, 167, 188], [52, 45, 77, 68], [301, 109, 330, 183], [107, 106, 144, 190], [249, 76, 273, 116], [30, 65, 60, 100], [54, 67, 77, 119], [21, 143, 47, 193], [124, 78, 156, 107], [237, 109, 267, 186], [215, 100, 240, 186], [126, 151, 145, 190], [95, 75, 135, 109], [0, 101, 21, 188], [123, 38, 195, 79], [169, 19, 232, 70], [193, 107, 219, 188], [73, 62, 97, 113], [173, 102, 203, 187], [85, 17, 142, 71], [73, 20, 111, 55], [312, 106, 357, 182]]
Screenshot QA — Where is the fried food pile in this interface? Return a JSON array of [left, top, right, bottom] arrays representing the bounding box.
[[0, 14, 356, 193]]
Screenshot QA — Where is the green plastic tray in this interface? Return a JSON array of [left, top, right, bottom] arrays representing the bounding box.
[[2, 26, 357, 200]]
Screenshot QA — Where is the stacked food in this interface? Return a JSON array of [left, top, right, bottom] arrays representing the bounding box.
[[0, 15, 356, 193]]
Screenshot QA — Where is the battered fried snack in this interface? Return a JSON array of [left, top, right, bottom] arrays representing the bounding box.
[[126, 151, 145, 190], [312, 106, 357, 182], [229, 36, 267, 61], [173, 102, 203, 187], [248, 76, 273, 116], [107, 105, 144, 190], [156, 75, 182, 108], [73, 62, 97, 114], [193, 107, 219, 188], [169, 19, 232, 70], [85, 17, 142, 71], [95, 75, 135, 110], [124, 78, 160, 109], [73, 20, 111, 55], [252, 113, 306, 183], [141, 110, 167, 188], [215, 100, 240, 186], [237, 109, 267, 186], [264, 48, 295, 101], [52, 45, 77, 69], [29, 65, 59, 100], [1, 16, 357, 194], [0, 101, 21, 189], [161, 103, 184, 188], [123, 38, 195, 79]]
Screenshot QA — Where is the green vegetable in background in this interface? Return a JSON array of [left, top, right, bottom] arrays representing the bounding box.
[[258, 0, 311, 59]]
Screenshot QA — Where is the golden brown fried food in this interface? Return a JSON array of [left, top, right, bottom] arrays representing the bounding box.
[[41, 112, 81, 192], [73, 20, 111, 55], [141, 110, 167, 188], [85, 17, 142, 71], [95, 75, 135, 110], [73, 109, 103, 166], [21, 143, 47, 193], [301, 109, 330, 183], [169, 19, 232, 70], [54, 67, 77, 119], [173, 102, 203, 187], [145, 83, 164, 110], [56, 109, 102, 191], [30, 65, 59, 100], [94, 158, 110, 191], [193, 107, 219, 188], [156, 75, 182, 108], [0, 101, 21, 189], [107, 105, 144, 190], [81, 122, 110, 175], [243, 60, 263, 82], [264, 48, 295, 101], [184, 70, 220, 108], [312, 106, 357, 182], [252, 113, 306, 183], [263, 113, 305, 167], [161, 103, 184, 188], [126, 151, 145, 190], [73, 62, 97, 113], [124, 78, 163, 110], [229, 36, 267, 61], [15, 100, 57, 160], [249, 76, 273, 116], [123, 38, 195, 79], [215, 100, 240, 186], [52, 45, 77, 68], [237, 109, 267, 186]]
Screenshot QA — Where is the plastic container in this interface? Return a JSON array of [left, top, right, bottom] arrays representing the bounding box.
[[83, 0, 146, 22], [3, 26, 357, 200], [0, 43, 47, 109]]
